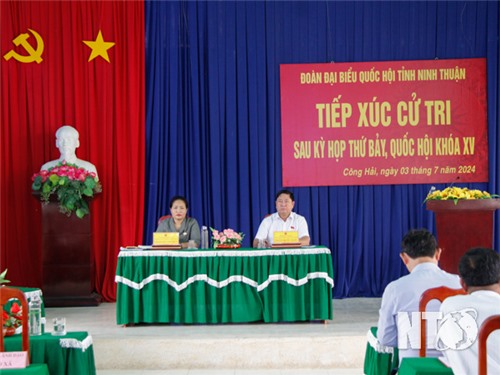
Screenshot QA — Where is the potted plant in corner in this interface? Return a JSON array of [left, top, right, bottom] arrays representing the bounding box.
[[0, 268, 9, 285]]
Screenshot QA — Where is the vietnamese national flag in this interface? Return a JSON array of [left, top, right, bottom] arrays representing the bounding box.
[[1, 1, 145, 301]]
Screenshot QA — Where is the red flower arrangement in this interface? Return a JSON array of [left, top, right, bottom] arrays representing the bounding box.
[[2, 302, 22, 336], [31, 162, 102, 218], [210, 227, 244, 249]]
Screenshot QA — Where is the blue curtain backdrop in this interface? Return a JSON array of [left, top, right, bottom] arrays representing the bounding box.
[[144, 1, 500, 298]]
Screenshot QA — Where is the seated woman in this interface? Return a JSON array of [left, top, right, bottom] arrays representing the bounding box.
[[156, 196, 201, 249]]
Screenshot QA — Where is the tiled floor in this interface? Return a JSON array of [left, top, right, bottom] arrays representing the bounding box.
[[45, 298, 381, 337], [98, 370, 363, 374], [45, 298, 381, 375]]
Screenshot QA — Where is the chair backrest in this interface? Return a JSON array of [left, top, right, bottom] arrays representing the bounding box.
[[158, 215, 172, 225], [419, 286, 466, 357], [478, 314, 500, 375], [0, 286, 31, 361]]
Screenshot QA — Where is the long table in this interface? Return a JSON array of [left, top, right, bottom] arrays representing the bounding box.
[[115, 246, 334, 324], [398, 358, 454, 375], [4, 331, 96, 375], [364, 327, 398, 375], [1, 364, 50, 375], [364, 327, 454, 375]]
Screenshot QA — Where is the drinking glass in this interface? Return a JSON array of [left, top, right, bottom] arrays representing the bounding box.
[[52, 317, 66, 336]]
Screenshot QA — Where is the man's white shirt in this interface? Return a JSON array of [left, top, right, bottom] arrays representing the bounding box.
[[440, 290, 500, 375], [255, 212, 309, 244], [377, 262, 461, 362]]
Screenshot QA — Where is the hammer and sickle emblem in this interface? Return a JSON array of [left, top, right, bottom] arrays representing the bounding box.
[[3, 28, 44, 64]]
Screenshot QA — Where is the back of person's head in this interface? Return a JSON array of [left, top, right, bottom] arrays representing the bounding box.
[[401, 229, 437, 259], [275, 189, 295, 202], [458, 247, 500, 287]]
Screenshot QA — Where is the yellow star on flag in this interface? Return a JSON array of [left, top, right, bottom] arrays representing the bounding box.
[[83, 30, 115, 63]]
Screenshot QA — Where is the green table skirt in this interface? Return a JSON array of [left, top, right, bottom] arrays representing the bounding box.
[[363, 327, 399, 375], [115, 247, 334, 324], [4, 331, 96, 375], [1, 364, 50, 375], [398, 358, 454, 375], [363, 327, 454, 375]]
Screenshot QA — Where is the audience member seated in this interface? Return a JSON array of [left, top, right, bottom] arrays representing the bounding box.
[[253, 189, 310, 248], [377, 229, 461, 366], [156, 195, 201, 249], [41, 125, 99, 179], [439, 247, 500, 374]]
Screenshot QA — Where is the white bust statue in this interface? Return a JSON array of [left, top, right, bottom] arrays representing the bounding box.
[[41, 125, 99, 180]]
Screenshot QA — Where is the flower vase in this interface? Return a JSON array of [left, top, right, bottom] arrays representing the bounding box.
[[216, 244, 241, 249], [2, 326, 16, 337]]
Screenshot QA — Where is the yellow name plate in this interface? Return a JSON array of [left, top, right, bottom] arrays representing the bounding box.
[[153, 232, 179, 245], [273, 231, 299, 244]]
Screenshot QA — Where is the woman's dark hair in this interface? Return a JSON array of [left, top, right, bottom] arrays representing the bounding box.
[[169, 195, 189, 209]]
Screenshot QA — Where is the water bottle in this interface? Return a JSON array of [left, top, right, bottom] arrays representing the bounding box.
[[201, 226, 209, 249], [29, 295, 42, 336]]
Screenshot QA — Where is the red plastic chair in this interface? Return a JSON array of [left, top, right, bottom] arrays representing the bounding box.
[[419, 286, 466, 357], [0, 286, 31, 359], [478, 314, 500, 375], [1, 287, 50, 374], [157, 215, 172, 225]]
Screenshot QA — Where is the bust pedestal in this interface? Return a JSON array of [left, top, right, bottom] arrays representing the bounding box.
[[426, 199, 500, 274], [35, 193, 101, 307]]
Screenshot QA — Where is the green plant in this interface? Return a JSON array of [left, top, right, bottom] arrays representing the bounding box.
[[0, 268, 10, 285]]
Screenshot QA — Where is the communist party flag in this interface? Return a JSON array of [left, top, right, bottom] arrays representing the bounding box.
[[1, 1, 145, 301]]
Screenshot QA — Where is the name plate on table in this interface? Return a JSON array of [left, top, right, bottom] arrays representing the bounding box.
[[272, 231, 301, 248], [0, 351, 28, 369], [153, 232, 179, 245]]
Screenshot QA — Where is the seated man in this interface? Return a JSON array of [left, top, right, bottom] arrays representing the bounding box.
[[253, 189, 310, 248], [377, 228, 461, 364], [439, 247, 500, 374], [41, 125, 99, 180]]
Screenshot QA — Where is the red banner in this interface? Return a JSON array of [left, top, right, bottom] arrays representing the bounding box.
[[280, 59, 487, 186]]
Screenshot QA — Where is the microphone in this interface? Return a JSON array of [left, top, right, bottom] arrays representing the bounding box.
[[448, 175, 460, 188]]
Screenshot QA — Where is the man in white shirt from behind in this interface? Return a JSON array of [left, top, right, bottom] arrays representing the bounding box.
[[377, 229, 461, 365], [253, 189, 310, 248], [439, 247, 500, 375]]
